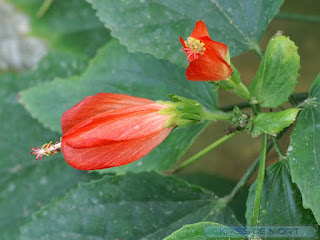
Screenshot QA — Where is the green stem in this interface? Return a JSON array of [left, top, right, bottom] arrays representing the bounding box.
[[220, 92, 308, 113], [277, 13, 320, 23], [203, 111, 233, 121], [251, 104, 261, 116], [221, 129, 288, 205], [37, 0, 54, 18], [220, 102, 251, 112], [229, 76, 251, 101], [237, 82, 251, 101], [173, 131, 240, 173], [272, 137, 286, 160], [251, 133, 268, 226]]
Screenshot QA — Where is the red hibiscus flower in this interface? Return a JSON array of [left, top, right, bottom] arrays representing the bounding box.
[[60, 93, 173, 170], [31, 93, 206, 170], [180, 20, 232, 81]]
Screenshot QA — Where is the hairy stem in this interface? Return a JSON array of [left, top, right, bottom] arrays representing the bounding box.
[[220, 92, 308, 113], [251, 133, 268, 226], [173, 131, 240, 173], [272, 137, 286, 160], [251, 104, 261, 116], [203, 111, 233, 121], [221, 129, 287, 205]]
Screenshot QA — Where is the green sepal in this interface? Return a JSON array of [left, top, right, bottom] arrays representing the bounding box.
[[225, 51, 231, 65], [179, 113, 203, 121], [251, 108, 300, 137], [167, 94, 201, 105], [211, 82, 220, 94], [158, 95, 205, 128]]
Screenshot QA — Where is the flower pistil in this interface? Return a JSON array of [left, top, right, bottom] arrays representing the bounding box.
[[182, 37, 206, 60], [31, 140, 61, 160]]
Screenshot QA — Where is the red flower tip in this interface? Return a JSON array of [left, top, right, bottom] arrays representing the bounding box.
[[60, 93, 174, 171], [180, 20, 232, 81]]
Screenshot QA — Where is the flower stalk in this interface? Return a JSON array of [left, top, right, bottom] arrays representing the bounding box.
[[251, 133, 268, 226], [272, 136, 286, 161], [203, 111, 233, 121], [173, 131, 240, 173]]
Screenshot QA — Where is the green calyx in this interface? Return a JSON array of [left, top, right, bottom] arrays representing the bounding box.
[[158, 95, 234, 128], [158, 95, 205, 128]]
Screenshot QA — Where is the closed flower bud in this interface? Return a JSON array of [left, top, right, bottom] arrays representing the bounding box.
[[60, 93, 174, 170]]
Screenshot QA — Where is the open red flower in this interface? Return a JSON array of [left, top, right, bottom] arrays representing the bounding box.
[[60, 93, 173, 170], [180, 20, 232, 81]]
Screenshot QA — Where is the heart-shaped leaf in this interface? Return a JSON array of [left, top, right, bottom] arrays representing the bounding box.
[[20, 172, 239, 240], [164, 222, 243, 240], [246, 160, 318, 225], [0, 51, 99, 239], [246, 160, 318, 239], [87, 0, 284, 66], [288, 73, 320, 224]]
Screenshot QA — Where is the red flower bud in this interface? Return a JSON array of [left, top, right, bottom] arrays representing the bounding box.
[[60, 93, 173, 170], [180, 20, 232, 81]]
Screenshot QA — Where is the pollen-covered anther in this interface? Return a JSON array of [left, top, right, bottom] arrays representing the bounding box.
[[182, 37, 206, 59], [31, 140, 61, 160]]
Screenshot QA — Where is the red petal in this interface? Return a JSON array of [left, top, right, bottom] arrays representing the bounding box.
[[61, 93, 154, 134], [61, 127, 173, 170], [200, 37, 228, 60], [190, 20, 210, 39], [186, 47, 232, 81], [179, 36, 187, 48], [63, 103, 169, 148]]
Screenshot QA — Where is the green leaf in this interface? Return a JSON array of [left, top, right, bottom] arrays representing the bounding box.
[[0, 52, 99, 239], [164, 222, 243, 240], [8, 0, 110, 56], [251, 108, 300, 137], [21, 40, 218, 174], [245, 160, 318, 239], [20, 172, 239, 240], [288, 73, 320, 224], [178, 172, 249, 224], [248, 35, 300, 108], [86, 0, 284, 66]]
